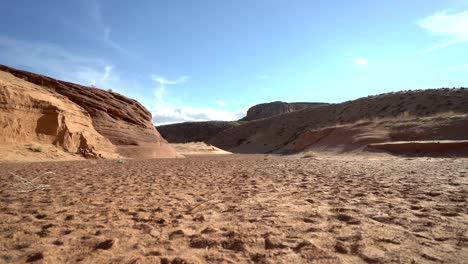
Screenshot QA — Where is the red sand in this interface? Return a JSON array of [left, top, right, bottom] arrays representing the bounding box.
[[1, 154, 467, 263]]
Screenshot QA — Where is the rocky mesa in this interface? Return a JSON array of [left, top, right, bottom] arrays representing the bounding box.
[[157, 101, 327, 144], [240, 101, 328, 121], [0, 65, 181, 160]]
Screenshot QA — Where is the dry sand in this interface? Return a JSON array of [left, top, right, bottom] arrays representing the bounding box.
[[0, 154, 467, 263], [170, 142, 231, 156], [0, 144, 86, 163]]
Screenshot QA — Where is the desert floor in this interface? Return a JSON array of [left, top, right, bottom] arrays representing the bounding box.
[[170, 143, 231, 156], [0, 154, 467, 263]]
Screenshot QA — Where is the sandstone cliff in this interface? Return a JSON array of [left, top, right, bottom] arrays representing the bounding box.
[[0, 65, 180, 160]]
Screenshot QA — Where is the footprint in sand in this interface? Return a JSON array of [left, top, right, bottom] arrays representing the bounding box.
[[169, 229, 186, 240], [26, 252, 44, 263], [94, 239, 115, 250], [335, 213, 361, 225], [189, 235, 218, 249]]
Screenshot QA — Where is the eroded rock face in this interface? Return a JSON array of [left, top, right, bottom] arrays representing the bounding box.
[[367, 140, 468, 156], [0, 71, 116, 158], [240, 101, 327, 121], [0, 65, 181, 159]]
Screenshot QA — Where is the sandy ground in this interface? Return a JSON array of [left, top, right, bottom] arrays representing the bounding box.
[[170, 143, 231, 155], [0, 154, 467, 263], [0, 144, 86, 163]]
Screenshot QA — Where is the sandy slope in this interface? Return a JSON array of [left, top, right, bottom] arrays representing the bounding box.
[[171, 142, 231, 155], [0, 155, 467, 263], [0, 144, 86, 162]]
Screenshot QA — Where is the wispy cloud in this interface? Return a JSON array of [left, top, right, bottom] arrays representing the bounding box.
[[85, 0, 128, 54], [355, 57, 369, 65], [150, 74, 190, 106], [0, 36, 118, 88], [259, 74, 270, 80], [151, 75, 190, 86], [215, 100, 227, 106], [419, 10, 468, 51]]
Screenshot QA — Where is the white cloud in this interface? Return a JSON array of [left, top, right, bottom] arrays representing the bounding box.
[[152, 105, 240, 125], [419, 10, 468, 51], [0, 36, 118, 89], [355, 57, 369, 65], [215, 100, 227, 106], [149, 75, 242, 125], [259, 74, 270, 79], [151, 75, 190, 86], [102, 65, 114, 82]]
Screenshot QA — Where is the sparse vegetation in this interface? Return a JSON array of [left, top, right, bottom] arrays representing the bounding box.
[[10, 171, 52, 193], [33, 145, 44, 153], [301, 152, 315, 159]]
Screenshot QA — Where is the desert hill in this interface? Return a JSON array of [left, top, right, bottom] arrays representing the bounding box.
[[239, 101, 328, 121], [157, 101, 327, 144], [0, 64, 181, 160], [208, 88, 468, 155], [158, 121, 241, 143]]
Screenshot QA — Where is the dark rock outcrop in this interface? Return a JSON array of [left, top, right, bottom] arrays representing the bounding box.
[[157, 121, 241, 143]]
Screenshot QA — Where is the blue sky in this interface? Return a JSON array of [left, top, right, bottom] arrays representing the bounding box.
[[1, 0, 467, 124]]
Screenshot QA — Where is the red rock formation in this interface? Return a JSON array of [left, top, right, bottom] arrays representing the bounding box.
[[0, 64, 181, 159], [209, 88, 468, 155], [367, 141, 468, 156]]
